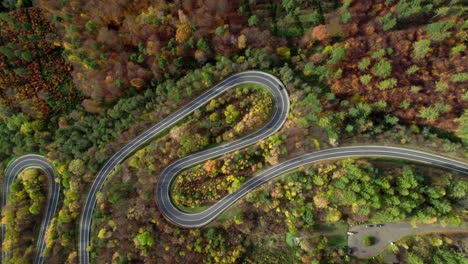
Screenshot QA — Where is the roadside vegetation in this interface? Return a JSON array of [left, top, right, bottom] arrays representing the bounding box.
[[391, 233, 468, 264], [1, 168, 47, 263]]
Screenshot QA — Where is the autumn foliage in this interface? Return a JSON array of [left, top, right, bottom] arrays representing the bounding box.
[[35, 0, 284, 112], [0, 8, 77, 119], [326, 0, 467, 132]]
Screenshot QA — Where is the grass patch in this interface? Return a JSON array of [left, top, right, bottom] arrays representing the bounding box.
[[177, 204, 210, 214], [363, 235, 377, 246], [234, 83, 271, 94], [316, 222, 348, 247]]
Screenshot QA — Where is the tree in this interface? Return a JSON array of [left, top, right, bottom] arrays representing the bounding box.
[[406, 65, 420, 75], [450, 73, 468, 83], [248, 15, 257, 27], [68, 159, 86, 176], [311, 24, 330, 43], [133, 229, 155, 250], [328, 45, 346, 65], [378, 13, 396, 31], [341, 11, 351, 24], [413, 39, 432, 59], [224, 104, 239, 124], [377, 78, 397, 90], [427, 21, 455, 42], [215, 26, 226, 35], [433, 248, 466, 264], [371, 59, 392, 78], [358, 58, 371, 71], [175, 23, 192, 43], [407, 252, 424, 264], [237, 34, 246, 49], [419, 106, 440, 121], [455, 110, 468, 144], [449, 181, 468, 199]]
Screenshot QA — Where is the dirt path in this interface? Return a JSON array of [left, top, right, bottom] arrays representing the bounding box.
[[347, 222, 468, 258]]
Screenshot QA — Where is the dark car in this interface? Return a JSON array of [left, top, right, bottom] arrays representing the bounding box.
[[376, 224, 385, 227], [366, 224, 375, 228]]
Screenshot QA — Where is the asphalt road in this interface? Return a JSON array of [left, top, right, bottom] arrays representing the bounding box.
[[78, 71, 290, 264], [156, 146, 468, 227], [1, 71, 467, 264], [348, 222, 468, 258], [1, 155, 60, 264]]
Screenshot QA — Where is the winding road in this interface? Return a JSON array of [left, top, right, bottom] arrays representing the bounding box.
[[1, 155, 60, 264], [1, 71, 467, 264]]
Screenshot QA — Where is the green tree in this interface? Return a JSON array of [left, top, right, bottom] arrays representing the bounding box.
[[413, 39, 432, 59], [328, 45, 346, 64], [407, 252, 424, 264], [371, 59, 392, 78], [358, 57, 371, 71], [406, 65, 420, 75], [427, 21, 455, 42], [378, 13, 397, 31], [68, 159, 86, 176], [450, 44, 465, 56], [450, 73, 468, 83], [224, 104, 240, 124], [133, 229, 155, 249], [448, 181, 467, 199], [377, 78, 397, 90], [248, 15, 258, 26], [433, 248, 466, 264], [419, 106, 440, 121], [215, 26, 226, 35], [456, 110, 468, 144], [360, 74, 372, 85]]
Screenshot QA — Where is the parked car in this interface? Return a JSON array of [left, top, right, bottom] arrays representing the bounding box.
[[376, 224, 385, 227], [366, 224, 375, 228]]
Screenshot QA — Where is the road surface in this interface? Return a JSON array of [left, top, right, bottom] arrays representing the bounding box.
[[1, 71, 467, 264], [1, 155, 60, 264], [78, 71, 290, 264], [348, 222, 468, 258], [156, 146, 468, 227]]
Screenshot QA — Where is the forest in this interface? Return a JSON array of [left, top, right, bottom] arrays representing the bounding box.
[[0, 0, 467, 263]]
